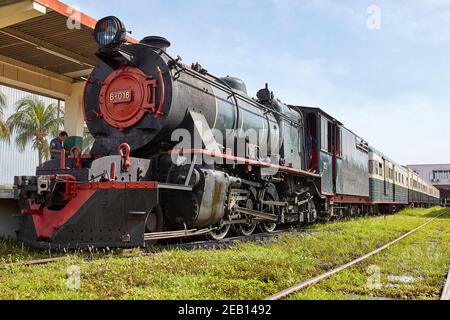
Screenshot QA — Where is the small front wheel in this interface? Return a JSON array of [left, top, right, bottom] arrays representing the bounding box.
[[208, 223, 231, 241]]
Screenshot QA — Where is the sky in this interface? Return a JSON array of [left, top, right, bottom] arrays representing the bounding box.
[[69, 0, 450, 165]]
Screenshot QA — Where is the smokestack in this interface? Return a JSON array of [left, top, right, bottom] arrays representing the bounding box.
[[140, 36, 171, 52]]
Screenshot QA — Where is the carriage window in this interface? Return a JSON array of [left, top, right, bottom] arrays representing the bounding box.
[[336, 127, 342, 157], [369, 161, 375, 174], [321, 117, 328, 152]]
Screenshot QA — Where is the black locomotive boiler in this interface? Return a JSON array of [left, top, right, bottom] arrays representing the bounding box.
[[12, 16, 439, 249]]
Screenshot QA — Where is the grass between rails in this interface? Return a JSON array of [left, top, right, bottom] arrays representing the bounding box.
[[0, 207, 448, 300], [290, 208, 450, 300]]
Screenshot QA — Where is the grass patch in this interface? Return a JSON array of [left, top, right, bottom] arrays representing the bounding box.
[[290, 207, 450, 300], [0, 207, 449, 300]]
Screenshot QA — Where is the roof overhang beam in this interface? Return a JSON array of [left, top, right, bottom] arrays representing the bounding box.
[[0, 54, 73, 99], [0, 0, 47, 29]]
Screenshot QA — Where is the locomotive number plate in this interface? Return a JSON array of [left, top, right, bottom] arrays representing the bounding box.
[[109, 89, 132, 104]]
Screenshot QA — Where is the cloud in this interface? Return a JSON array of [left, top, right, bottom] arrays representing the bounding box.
[[377, 0, 450, 46], [68, 0, 450, 165], [349, 93, 450, 164]]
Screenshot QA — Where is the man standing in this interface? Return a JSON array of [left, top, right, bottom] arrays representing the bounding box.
[[50, 131, 69, 160]]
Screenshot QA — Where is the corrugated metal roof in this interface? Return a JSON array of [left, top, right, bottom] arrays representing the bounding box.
[[0, 84, 63, 185], [0, 1, 98, 79], [0, 1, 23, 6]]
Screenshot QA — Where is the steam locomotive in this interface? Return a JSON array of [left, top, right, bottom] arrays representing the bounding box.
[[12, 16, 440, 249]]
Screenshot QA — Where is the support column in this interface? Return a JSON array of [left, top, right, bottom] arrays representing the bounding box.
[[64, 81, 86, 138]]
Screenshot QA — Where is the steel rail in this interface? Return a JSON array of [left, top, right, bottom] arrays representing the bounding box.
[[20, 257, 68, 266], [266, 213, 445, 300], [162, 229, 294, 251], [0, 257, 68, 269], [441, 265, 450, 301]]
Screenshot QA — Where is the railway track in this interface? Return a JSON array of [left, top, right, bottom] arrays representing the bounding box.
[[1, 212, 448, 300], [0, 229, 301, 269], [265, 213, 446, 300], [160, 229, 316, 251], [442, 265, 450, 301], [0, 256, 69, 270], [0, 210, 388, 270]]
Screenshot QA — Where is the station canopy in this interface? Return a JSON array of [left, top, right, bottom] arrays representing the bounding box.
[[0, 0, 136, 136], [0, 0, 100, 84], [0, 0, 138, 137]]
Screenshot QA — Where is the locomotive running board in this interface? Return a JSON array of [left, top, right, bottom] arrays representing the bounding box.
[[235, 207, 279, 222], [144, 228, 212, 241], [158, 183, 193, 192]]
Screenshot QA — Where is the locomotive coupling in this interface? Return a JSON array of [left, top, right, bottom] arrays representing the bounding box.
[[14, 175, 52, 202], [14, 175, 73, 211], [14, 176, 38, 201]]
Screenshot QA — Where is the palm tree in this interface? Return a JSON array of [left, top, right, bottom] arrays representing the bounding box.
[[0, 91, 9, 141], [7, 97, 64, 166]]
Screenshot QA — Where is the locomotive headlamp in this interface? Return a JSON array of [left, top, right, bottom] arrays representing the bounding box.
[[94, 16, 127, 49]]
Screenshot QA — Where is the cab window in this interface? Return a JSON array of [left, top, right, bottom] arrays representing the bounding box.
[[336, 127, 342, 157], [321, 117, 328, 152]]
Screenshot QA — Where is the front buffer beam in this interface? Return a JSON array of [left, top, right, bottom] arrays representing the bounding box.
[[17, 182, 159, 249]]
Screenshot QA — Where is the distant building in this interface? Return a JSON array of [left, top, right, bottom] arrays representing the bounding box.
[[407, 164, 450, 206]]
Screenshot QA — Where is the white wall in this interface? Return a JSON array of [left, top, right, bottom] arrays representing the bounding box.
[[0, 85, 63, 186]]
